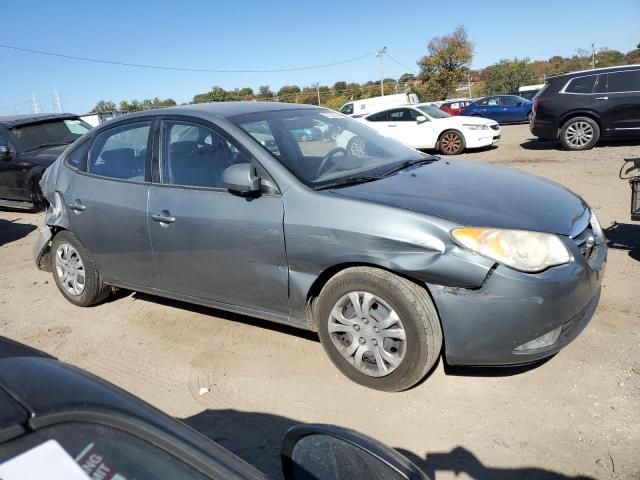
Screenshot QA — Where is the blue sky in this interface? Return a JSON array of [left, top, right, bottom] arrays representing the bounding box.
[[1, 0, 638, 114]]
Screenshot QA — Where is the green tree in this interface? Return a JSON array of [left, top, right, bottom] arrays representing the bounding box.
[[333, 81, 347, 92], [417, 26, 473, 101], [277, 85, 301, 100], [257, 85, 274, 99], [399, 73, 415, 84], [484, 58, 535, 94], [91, 100, 117, 113]]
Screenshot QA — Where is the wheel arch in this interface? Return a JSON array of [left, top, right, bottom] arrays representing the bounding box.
[[558, 110, 602, 132], [304, 261, 440, 332]]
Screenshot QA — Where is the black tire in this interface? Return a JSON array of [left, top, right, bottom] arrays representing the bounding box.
[[30, 177, 48, 213], [50, 230, 111, 307], [438, 129, 466, 155], [346, 136, 367, 157], [316, 267, 442, 392], [559, 116, 600, 151]]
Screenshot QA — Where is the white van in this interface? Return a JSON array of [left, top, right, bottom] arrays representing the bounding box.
[[340, 93, 419, 117]]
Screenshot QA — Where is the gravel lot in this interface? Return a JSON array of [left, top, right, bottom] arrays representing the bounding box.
[[1, 124, 639, 479]]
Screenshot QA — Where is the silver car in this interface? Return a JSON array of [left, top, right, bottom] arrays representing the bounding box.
[[33, 103, 606, 391]]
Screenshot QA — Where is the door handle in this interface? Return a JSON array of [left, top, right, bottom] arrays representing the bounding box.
[[388, 125, 398, 128], [151, 211, 176, 224], [594, 96, 608, 100], [67, 200, 86, 212]]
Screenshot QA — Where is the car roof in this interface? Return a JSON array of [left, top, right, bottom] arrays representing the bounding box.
[[115, 101, 321, 122], [0, 113, 80, 128], [549, 63, 640, 80]]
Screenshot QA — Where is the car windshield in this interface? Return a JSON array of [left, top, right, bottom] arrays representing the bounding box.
[[231, 108, 429, 189], [10, 119, 91, 151], [417, 105, 450, 119]]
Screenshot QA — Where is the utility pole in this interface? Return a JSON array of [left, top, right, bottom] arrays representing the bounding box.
[[467, 74, 472, 98], [590, 43, 598, 69], [30, 94, 41, 114], [52, 87, 63, 113], [316, 82, 321, 106], [376, 46, 387, 96]]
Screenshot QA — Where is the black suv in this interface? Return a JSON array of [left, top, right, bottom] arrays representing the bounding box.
[[0, 113, 91, 210], [530, 64, 640, 150]]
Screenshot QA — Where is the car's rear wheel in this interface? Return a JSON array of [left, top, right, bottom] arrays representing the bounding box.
[[51, 231, 111, 307], [316, 267, 442, 391], [346, 136, 367, 156], [560, 116, 600, 150], [438, 130, 465, 155]]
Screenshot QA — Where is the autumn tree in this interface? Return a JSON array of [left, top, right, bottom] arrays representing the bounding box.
[[417, 26, 473, 101], [484, 58, 536, 94]]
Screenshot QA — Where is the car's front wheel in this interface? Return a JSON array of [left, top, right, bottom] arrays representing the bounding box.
[[51, 231, 111, 307], [438, 130, 465, 155], [560, 116, 600, 150], [316, 267, 442, 391]]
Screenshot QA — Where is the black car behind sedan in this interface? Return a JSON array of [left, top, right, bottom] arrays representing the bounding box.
[[531, 64, 640, 150], [0, 113, 91, 210]]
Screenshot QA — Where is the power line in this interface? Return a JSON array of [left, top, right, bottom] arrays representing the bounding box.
[[386, 53, 418, 74], [0, 42, 374, 73]]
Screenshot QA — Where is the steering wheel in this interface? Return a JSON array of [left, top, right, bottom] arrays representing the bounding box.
[[315, 147, 347, 177]]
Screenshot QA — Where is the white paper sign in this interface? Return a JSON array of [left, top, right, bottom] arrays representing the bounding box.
[[0, 439, 90, 480]]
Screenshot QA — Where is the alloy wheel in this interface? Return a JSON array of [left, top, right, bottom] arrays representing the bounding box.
[[441, 132, 462, 154], [55, 243, 86, 296], [328, 291, 407, 377], [348, 137, 367, 156], [564, 121, 594, 148]]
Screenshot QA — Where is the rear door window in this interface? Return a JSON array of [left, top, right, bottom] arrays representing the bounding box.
[[606, 70, 640, 93], [89, 122, 150, 181], [564, 76, 597, 94]]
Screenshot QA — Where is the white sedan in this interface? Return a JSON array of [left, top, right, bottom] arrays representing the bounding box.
[[337, 104, 501, 155]]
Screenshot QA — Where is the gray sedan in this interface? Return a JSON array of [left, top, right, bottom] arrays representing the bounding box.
[[33, 102, 606, 391]]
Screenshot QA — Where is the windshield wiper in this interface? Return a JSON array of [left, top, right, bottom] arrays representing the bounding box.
[[314, 175, 382, 190], [25, 141, 72, 152], [380, 156, 439, 178]]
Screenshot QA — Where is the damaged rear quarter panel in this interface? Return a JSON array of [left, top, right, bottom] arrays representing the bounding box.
[[282, 185, 495, 322]]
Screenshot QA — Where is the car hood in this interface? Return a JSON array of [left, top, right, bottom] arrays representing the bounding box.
[[24, 144, 69, 165], [331, 160, 588, 236]]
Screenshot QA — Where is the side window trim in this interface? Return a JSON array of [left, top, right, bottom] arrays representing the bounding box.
[[86, 119, 153, 183], [63, 136, 93, 171], [560, 73, 599, 95], [156, 115, 281, 195]]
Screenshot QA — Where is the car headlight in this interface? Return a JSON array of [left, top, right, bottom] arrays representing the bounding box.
[[451, 228, 572, 272], [462, 124, 489, 130]]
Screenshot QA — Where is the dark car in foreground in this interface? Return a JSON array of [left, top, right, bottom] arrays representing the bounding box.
[[462, 95, 533, 123], [33, 102, 606, 391], [0, 114, 91, 210], [0, 354, 428, 479], [531, 64, 640, 150]]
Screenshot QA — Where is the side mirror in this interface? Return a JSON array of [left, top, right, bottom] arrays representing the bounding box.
[[282, 424, 429, 480], [0, 145, 11, 160], [416, 115, 428, 124], [222, 163, 261, 195]]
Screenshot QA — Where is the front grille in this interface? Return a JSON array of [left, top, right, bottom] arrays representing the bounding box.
[[632, 178, 640, 221], [493, 135, 501, 140], [572, 223, 595, 259], [490, 124, 500, 131]]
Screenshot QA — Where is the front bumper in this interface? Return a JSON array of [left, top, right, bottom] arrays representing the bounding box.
[[464, 128, 501, 149], [428, 241, 606, 366]]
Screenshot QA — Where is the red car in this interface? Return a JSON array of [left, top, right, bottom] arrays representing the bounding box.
[[440, 100, 473, 116]]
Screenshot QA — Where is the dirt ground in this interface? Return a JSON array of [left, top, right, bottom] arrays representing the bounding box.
[[1, 124, 639, 479]]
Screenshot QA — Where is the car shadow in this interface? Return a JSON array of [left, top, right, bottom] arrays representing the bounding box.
[[521, 137, 640, 151], [604, 222, 640, 261], [128, 291, 320, 343], [0, 217, 36, 247], [182, 409, 595, 480], [397, 447, 596, 480]]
